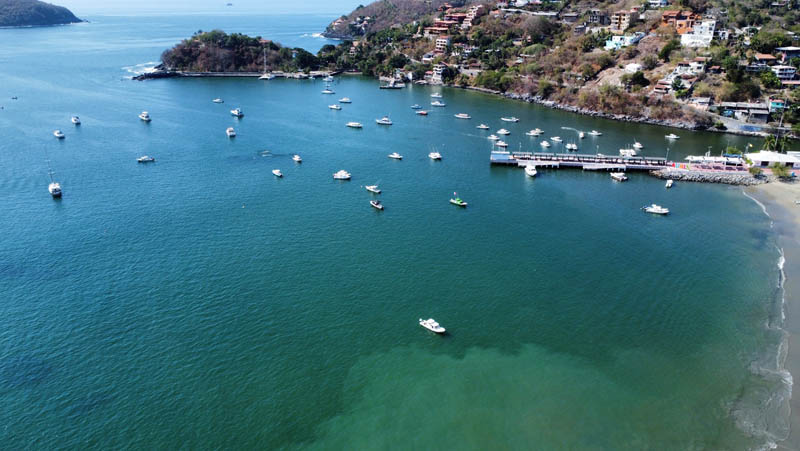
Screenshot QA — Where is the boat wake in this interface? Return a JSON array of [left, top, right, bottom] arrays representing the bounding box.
[[122, 61, 160, 78], [301, 32, 325, 39]]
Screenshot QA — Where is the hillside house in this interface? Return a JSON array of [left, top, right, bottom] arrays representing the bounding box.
[[589, 9, 609, 25], [776, 46, 800, 62], [771, 65, 797, 80], [611, 10, 636, 33], [680, 20, 715, 47]]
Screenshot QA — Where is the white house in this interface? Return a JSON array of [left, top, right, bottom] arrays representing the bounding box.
[[648, 0, 668, 7], [771, 65, 797, 80], [680, 20, 716, 48], [746, 151, 800, 169], [604, 32, 645, 51]]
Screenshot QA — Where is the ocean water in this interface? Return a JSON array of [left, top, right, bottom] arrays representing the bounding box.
[[0, 14, 791, 449]]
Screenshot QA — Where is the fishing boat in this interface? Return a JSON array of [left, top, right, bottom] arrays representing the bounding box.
[[588, 130, 602, 136], [419, 318, 445, 334], [346, 122, 363, 128], [429, 151, 442, 160], [540, 140, 551, 148], [610, 172, 628, 182], [272, 169, 283, 177], [333, 170, 351, 180], [53, 130, 65, 139], [375, 116, 393, 125], [449, 193, 467, 207], [339, 97, 352, 103], [500, 116, 519, 122], [665, 133, 680, 139], [487, 134, 499, 141], [212, 98, 224, 103], [365, 185, 381, 194], [226, 127, 236, 138], [430, 93, 443, 98], [497, 129, 510, 135], [666, 179, 674, 188], [431, 100, 446, 107], [230, 108, 244, 118], [293, 154, 302, 163], [642, 204, 669, 215], [550, 136, 562, 143], [388, 152, 403, 159], [454, 113, 471, 119], [619, 148, 637, 157], [410, 104, 422, 109], [370, 200, 384, 210], [329, 104, 342, 110], [137, 155, 155, 163], [525, 166, 537, 177], [477, 124, 490, 130], [71, 116, 81, 125], [416, 110, 428, 116], [495, 140, 508, 148], [139, 111, 151, 122]]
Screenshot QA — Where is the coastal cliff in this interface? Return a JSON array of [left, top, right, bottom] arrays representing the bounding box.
[[0, 0, 82, 27]]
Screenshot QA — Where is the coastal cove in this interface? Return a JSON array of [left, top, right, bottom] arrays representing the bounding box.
[[0, 13, 795, 449]]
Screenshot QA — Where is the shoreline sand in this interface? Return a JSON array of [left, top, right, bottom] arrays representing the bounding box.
[[749, 181, 800, 450]]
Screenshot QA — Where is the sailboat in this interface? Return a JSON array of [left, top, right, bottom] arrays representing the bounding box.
[[321, 80, 335, 94], [46, 160, 61, 198], [259, 48, 274, 80]]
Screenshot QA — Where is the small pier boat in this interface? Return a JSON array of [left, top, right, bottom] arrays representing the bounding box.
[[610, 172, 628, 182], [666, 179, 674, 188], [497, 128, 510, 135], [333, 170, 351, 180], [376, 116, 393, 125], [525, 166, 537, 177], [579, 131, 585, 139], [500, 116, 520, 122], [454, 113, 471, 119], [388, 152, 403, 159], [226, 127, 236, 138], [643, 204, 669, 215], [339, 97, 352, 103], [665, 133, 680, 140], [588, 130, 602, 136], [370, 200, 384, 210], [477, 124, 490, 130], [419, 318, 445, 334], [346, 122, 363, 128], [487, 134, 500, 141], [137, 155, 155, 163], [71, 116, 81, 125], [53, 130, 65, 139], [495, 140, 508, 148], [431, 100, 446, 107], [429, 151, 442, 160], [416, 110, 428, 116], [329, 104, 342, 110], [259, 73, 275, 80], [365, 185, 381, 194], [450, 193, 467, 207], [230, 108, 244, 118], [566, 143, 578, 151], [212, 98, 224, 103], [619, 148, 637, 157], [272, 169, 283, 177], [139, 111, 151, 122]]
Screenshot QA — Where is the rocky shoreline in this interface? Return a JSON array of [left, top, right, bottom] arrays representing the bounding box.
[[651, 168, 765, 185]]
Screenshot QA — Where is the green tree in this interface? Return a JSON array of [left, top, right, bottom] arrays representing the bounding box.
[[771, 162, 791, 178], [671, 77, 684, 91], [760, 69, 781, 89], [658, 39, 680, 62]]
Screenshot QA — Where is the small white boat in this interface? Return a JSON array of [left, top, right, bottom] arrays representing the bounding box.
[[321, 88, 335, 94], [226, 127, 236, 137], [495, 140, 508, 148], [53, 130, 65, 139], [477, 124, 490, 130], [419, 318, 445, 334], [258, 73, 275, 80], [540, 141, 551, 148], [431, 101, 446, 107], [588, 130, 602, 136], [212, 98, 224, 103], [579, 131, 585, 139], [550, 136, 562, 143], [230, 108, 243, 118], [346, 122, 363, 128], [339, 97, 352, 103], [293, 154, 302, 163], [450, 193, 467, 207], [500, 116, 519, 122], [643, 204, 669, 215], [487, 134, 499, 141], [665, 133, 680, 140], [610, 172, 628, 182], [454, 113, 471, 119], [139, 111, 151, 122], [619, 148, 637, 157], [526, 129, 543, 136], [429, 152, 442, 160], [566, 143, 578, 151], [370, 200, 384, 210], [416, 110, 428, 116], [365, 185, 381, 194], [411, 104, 422, 109], [48, 181, 62, 198], [388, 152, 403, 159], [525, 166, 537, 177], [376, 116, 393, 125], [71, 116, 80, 125], [137, 155, 155, 163], [666, 179, 674, 188], [633, 141, 643, 149], [333, 170, 351, 180], [329, 104, 342, 110], [497, 129, 510, 135], [272, 169, 283, 177], [430, 93, 443, 98]]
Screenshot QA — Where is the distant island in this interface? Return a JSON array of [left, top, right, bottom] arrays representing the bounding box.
[[0, 0, 82, 27]]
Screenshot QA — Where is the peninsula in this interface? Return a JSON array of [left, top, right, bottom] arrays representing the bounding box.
[[0, 0, 82, 27]]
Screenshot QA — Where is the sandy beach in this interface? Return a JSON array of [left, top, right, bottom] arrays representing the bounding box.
[[750, 181, 800, 450]]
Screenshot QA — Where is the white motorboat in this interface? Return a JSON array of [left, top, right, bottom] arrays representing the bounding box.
[[588, 130, 602, 136], [370, 199, 384, 210], [454, 113, 471, 120], [137, 155, 155, 163], [321, 88, 335, 94], [500, 116, 520, 122], [230, 108, 244, 118], [633, 141, 644, 149], [53, 130, 65, 139], [258, 73, 275, 80], [525, 166, 537, 177], [526, 129, 543, 136], [339, 97, 352, 103], [487, 134, 499, 141], [272, 169, 283, 177], [226, 127, 236, 138], [477, 124, 490, 130], [365, 185, 381, 194], [416, 110, 428, 116], [429, 151, 442, 160], [450, 193, 467, 207], [293, 154, 302, 163], [550, 136, 562, 143], [666, 179, 674, 188], [643, 204, 669, 215], [71, 116, 80, 125], [579, 131, 585, 139], [388, 152, 403, 159], [497, 129, 510, 135], [333, 170, 351, 180], [419, 318, 445, 334], [346, 122, 363, 128], [495, 140, 508, 147], [376, 116, 393, 125], [665, 133, 680, 139], [212, 98, 224, 103], [431, 100, 446, 107], [139, 111, 151, 122], [329, 104, 342, 110], [619, 148, 637, 157], [610, 172, 628, 182], [566, 143, 578, 151], [430, 93, 443, 98], [411, 104, 422, 109], [540, 140, 551, 148]]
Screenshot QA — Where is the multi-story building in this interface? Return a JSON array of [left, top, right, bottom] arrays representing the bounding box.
[[435, 36, 451, 53], [772, 65, 798, 80], [589, 9, 609, 25], [680, 19, 715, 47], [610, 10, 635, 33]]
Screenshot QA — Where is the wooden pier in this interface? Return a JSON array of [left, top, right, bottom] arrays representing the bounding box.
[[490, 151, 668, 172]]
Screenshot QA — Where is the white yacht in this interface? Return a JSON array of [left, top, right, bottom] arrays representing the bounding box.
[[212, 98, 224, 103], [525, 166, 538, 177], [53, 130, 65, 139], [419, 318, 445, 334], [454, 113, 471, 119], [477, 124, 490, 130], [579, 131, 585, 139], [365, 185, 381, 194], [329, 104, 342, 110], [71, 116, 81, 125], [292, 154, 302, 163], [259, 73, 275, 80], [431, 100, 446, 107], [643, 204, 669, 215], [633, 141, 644, 149], [665, 133, 680, 139], [137, 155, 155, 163], [526, 129, 543, 136], [375, 116, 393, 125], [550, 136, 562, 143], [610, 172, 628, 182], [139, 111, 151, 122], [230, 108, 243, 118], [666, 179, 674, 188], [429, 151, 442, 160], [430, 93, 443, 98], [540, 140, 551, 148], [500, 116, 520, 122], [333, 170, 351, 180], [588, 130, 602, 136], [339, 97, 352, 103], [619, 148, 637, 157], [495, 140, 508, 148], [226, 127, 236, 138], [346, 122, 363, 128], [487, 134, 499, 141], [566, 143, 578, 151], [497, 129, 510, 135], [272, 169, 283, 177], [388, 152, 403, 159], [47, 167, 61, 198], [370, 199, 384, 210]]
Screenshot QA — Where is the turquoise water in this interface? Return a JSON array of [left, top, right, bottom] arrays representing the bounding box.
[[0, 14, 791, 449]]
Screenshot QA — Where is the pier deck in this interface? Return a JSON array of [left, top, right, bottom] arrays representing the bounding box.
[[491, 151, 667, 171]]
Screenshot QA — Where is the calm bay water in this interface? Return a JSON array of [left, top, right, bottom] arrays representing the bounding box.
[[0, 14, 791, 449]]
